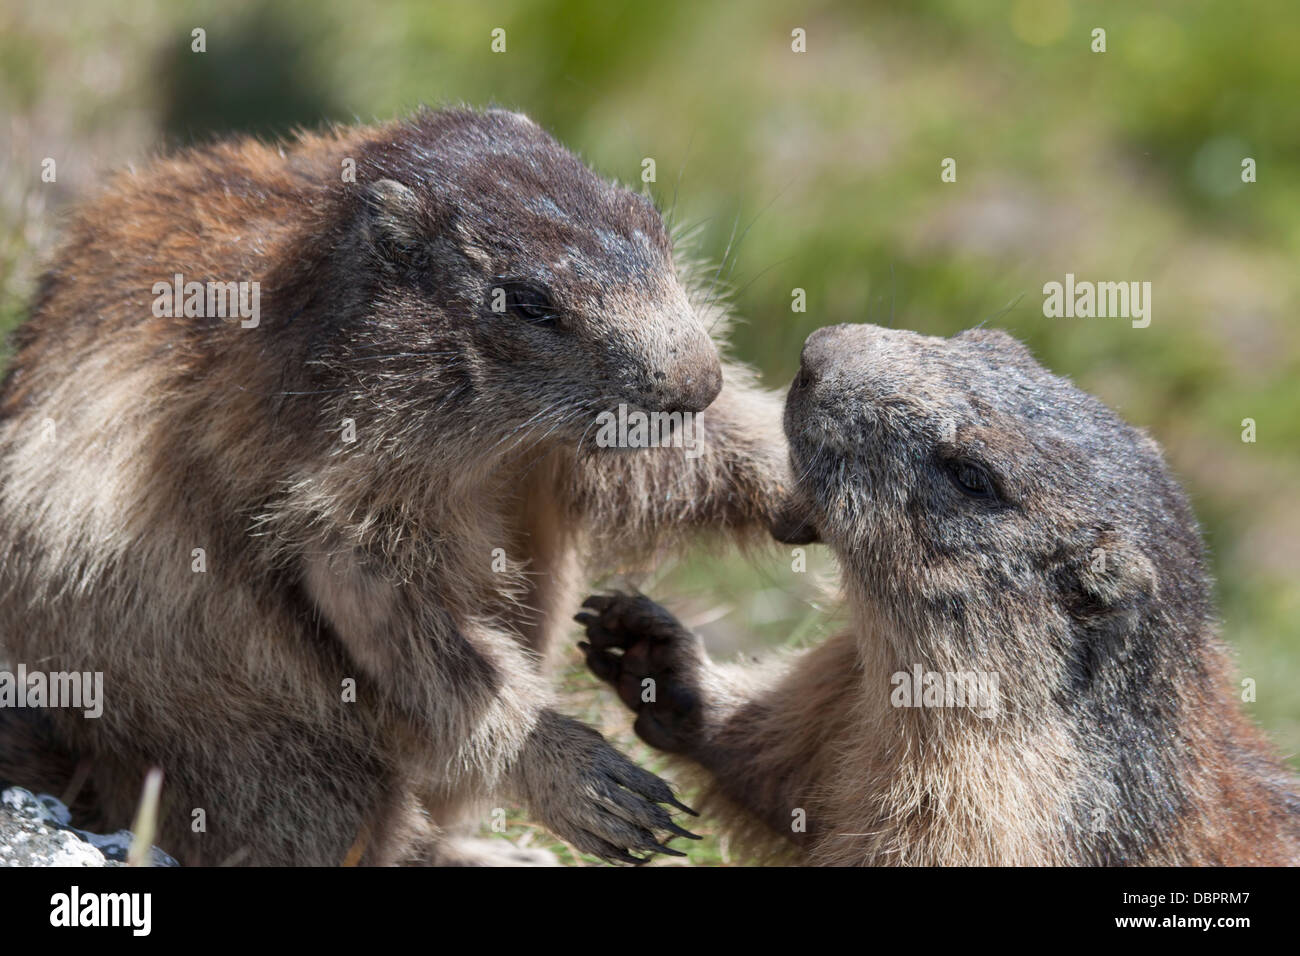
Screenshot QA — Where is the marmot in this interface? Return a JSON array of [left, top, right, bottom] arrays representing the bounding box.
[[0, 108, 795, 865], [580, 323, 1300, 865]]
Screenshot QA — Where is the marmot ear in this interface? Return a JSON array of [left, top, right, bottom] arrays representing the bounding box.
[[1056, 528, 1158, 694], [363, 178, 425, 267], [955, 327, 1036, 365], [1059, 527, 1157, 613]]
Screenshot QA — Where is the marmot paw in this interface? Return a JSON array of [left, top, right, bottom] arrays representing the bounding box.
[[576, 591, 711, 755]]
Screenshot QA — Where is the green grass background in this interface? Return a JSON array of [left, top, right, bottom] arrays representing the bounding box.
[[1, 0, 1296, 863]]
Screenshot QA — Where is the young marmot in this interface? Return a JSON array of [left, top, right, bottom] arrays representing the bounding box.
[[580, 323, 1300, 865], [0, 108, 794, 865]]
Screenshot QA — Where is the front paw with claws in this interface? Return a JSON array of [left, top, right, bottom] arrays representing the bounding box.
[[576, 592, 713, 756], [511, 710, 699, 865]]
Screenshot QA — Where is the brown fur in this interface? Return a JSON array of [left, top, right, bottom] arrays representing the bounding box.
[[581, 323, 1300, 866], [0, 108, 792, 865]]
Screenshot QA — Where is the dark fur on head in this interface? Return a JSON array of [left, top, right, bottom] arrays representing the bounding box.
[[291, 108, 721, 457]]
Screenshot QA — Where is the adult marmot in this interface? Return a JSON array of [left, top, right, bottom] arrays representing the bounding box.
[[580, 323, 1300, 865], [0, 108, 793, 865]]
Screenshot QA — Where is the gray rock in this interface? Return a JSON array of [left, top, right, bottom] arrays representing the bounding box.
[[0, 786, 177, 867]]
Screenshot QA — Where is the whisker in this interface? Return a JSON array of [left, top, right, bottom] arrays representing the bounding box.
[[514, 404, 590, 474], [326, 351, 460, 363], [703, 208, 742, 318], [493, 401, 566, 452], [703, 179, 795, 318], [976, 292, 1025, 329], [714, 255, 798, 332], [666, 130, 696, 230]]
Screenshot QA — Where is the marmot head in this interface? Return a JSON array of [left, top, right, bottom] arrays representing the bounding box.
[[783, 323, 1211, 676], [308, 108, 721, 458]]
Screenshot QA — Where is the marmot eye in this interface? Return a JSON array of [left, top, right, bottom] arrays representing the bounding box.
[[497, 279, 559, 327], [945, 458, 999, 501]]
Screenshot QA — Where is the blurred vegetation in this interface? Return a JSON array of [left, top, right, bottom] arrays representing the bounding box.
[[1, 0, 1297, 863]]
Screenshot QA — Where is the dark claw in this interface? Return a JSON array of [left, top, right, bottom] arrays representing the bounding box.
[[667, 795, 699, 816], [582, 594, 615, 613], [573, 611, 596, 626], [581, 645, 622, 683], [656, 843, 688, 857], [666, 820, 704, 841]]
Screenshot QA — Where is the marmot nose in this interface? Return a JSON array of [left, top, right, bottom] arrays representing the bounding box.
[[796, 323, 856, 389], [791, 365, 817, 393], [658, 353, 723, 414]]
